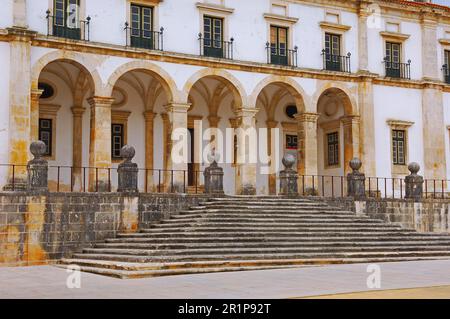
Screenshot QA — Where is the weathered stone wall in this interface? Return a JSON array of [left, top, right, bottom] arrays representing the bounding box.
[[0, 192, 208, 266]]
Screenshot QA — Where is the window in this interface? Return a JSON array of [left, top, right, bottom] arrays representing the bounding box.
[[39, 119, 53, 157], [270, 25, 288, 65], [203, 16, 223, 58], [444, 50, 450, 84], [392, 129, 406, 165], [385, 42, 402, 77], [324, 33, 342, 71], [286, 134, 298, 150], [111, 124, 124, 159], [130, 4, 154, 49], [53, 0, 81, 39], [326, 132, 339, 166]]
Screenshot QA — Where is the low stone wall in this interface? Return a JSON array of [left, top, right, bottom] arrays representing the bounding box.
[[0, 192, 208, 266]]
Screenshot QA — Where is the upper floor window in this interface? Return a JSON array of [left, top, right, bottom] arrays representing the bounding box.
[[444, 50, 450, 84], [47, 0, 91, 41], [203, 16, 224, 58], [129, 4, 154, 50], [324, 33, 341, 71], [270, 25, 288, 66], [385, 42, 410, 79]]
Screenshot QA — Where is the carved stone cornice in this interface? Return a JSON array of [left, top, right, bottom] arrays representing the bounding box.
[[295, 112, 320, 123], [6, 27, 37, 42], [319, 21, 351, 32], [87, 96, 115, 108]]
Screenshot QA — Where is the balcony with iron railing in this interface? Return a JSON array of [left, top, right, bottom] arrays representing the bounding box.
[[198, 33, 234, 59], [443, 64, 450, 84], [384, 58, 411, 80], [322, 50, 351, 73], [266, 43, 298, 67], [46, 10, 91, 41], [124, 24, 164, 51]]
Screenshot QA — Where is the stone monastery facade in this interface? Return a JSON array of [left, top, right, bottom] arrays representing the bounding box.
[[1, 0, 450, 195]]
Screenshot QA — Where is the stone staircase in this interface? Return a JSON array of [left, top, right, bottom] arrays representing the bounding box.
[[59, 196, 450, 279]]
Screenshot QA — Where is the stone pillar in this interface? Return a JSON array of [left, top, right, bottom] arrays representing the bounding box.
[[27, 141, 48, 192], [266, 120, 278, 195], [421, 17, 438, 81], [279, 153, 298, 196], [87, 97, 114, 192], [341, 115, 361, 176], [357, 6, 369, 73], [143, 110, 156, 192], [347, 158, 365, 199], [358, 77, 376, 179], [234, 108, 258, 195], [422, 84, 446, 181], [117, 145, 138, 193], [5, 28, 37, 190], [30, 89, 43, 142], [204, 152, 224, 195], [13, 0, 28, 28], [71, 106, 86, 191], [405, 162, 424, 201], [295, 112, 319, 194], [165, 103, 190, 193]]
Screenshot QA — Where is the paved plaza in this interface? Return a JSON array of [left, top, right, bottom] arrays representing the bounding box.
[[1, 259, 450, 299]]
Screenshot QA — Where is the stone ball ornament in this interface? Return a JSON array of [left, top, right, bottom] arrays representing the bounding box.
[[282, 153, 296, 170], [120, 145, 136, 161], [30, 141, 47, 159], [408, 162, 420, 175], [349, 157, 362, 172], [207, 150, 220, 164]]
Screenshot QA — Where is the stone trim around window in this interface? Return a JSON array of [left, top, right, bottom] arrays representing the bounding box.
[[39, 103, 61, 161], [111, 110, 131, 163], [387, 119, 414, 176]]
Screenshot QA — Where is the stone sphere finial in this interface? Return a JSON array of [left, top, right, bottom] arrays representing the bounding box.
[[120, 145, 135, 162], [207, 150, 220, 164], [349, 158, 362, 172], [30, 141, 47, 159], [408, 162, 420, 175], [282, 153, 296, 170]]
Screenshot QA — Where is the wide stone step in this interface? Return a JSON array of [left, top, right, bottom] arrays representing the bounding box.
[[198, 203, 330, 208], [171, 213, 364, 219], [156, 219, 385, 226], [71, 250, 450, 263], [140, 226, 405, 232], [191, 206, 342, 212], [177, 209, 357, 216]]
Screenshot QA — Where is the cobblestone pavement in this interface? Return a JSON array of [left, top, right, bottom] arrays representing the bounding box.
[[1, 260, 450, 299]]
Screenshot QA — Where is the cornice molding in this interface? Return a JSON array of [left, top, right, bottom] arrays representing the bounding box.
[[319, 21, 351, 32], [380, 31, 410, 42], [196, 2, 234, 15], [263, 13, 299, 25]]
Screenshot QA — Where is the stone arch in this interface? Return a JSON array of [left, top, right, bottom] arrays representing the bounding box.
[[249, 75, 309, 113], [182, 68, 247, 109], [104, 61, 179, 102], [31, 50, 102, 94], [313, 82, 358, 116]]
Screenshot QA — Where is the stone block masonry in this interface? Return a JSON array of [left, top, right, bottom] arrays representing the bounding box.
[[0, 192, 208, 266]]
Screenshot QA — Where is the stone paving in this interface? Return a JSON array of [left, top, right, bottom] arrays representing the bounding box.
[[1, 259, 450, 299]]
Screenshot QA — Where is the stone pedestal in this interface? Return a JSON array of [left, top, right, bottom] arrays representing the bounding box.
[[27, 141, 48, 192], [117, 145, 138, 193], [347, 158, 365, 199], [279, 154, 298, 196], [405, 162, 424, 201], [204, 153, 224, 195]]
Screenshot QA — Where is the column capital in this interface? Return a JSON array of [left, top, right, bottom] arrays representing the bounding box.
[[31, 89, 43, 101], [266, 120, 278, 129], [143, 110, 157, 121], [6, 27, 36, 42], [208, 115, 221, 127], [71, 106, 86, 117], [294, 112, 320, 123], [341, 115, 361, 126], [234, 107, 259, 118], [164, 102, 191, 113], [87, 96, 115, 107]]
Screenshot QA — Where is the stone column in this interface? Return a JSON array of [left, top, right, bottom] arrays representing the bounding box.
[[87, 97, 114, 192], [421, 17, 438, 81], [341, 115, 361, 176], [405, 162, 424, 201], [207, 115, 221, 151], [71, 106, 86, 191], [164, 103, 190, 193], [143, 110, 156, 192], [358, 77, 376, 179], [30, 89, 43, 142], [5, 28, 36, 190], [357, 6, 369, 73], [266, 119, 278, 195], [295, 112, 319, 194], [234, 108, 258, 195], [13, 0, 27, 28]]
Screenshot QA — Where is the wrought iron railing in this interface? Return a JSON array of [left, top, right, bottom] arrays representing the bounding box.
[[443, 64, 450, 84], [198, 33, 234, 59], [266, 42, 298, 67], [46, 10, 91, 41], [384, 58, 411, 79], [322, 50, 351, 73], [124, 24, 164, 51]]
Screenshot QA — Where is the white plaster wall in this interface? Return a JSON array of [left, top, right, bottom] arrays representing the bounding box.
[[0, 43, 11, 186], [0, 0, 13, 29], [26, 0, 48, 34], [443, 92, 450, 181]]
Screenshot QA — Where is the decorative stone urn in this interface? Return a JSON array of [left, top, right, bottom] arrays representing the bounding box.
[[405, 162, 424, 200], [204, 151, 224, 195], [347, 157, 365, 199], [27, 141, 48, 192], [278, 153, 298, 196], [117, 145, 138, 193]]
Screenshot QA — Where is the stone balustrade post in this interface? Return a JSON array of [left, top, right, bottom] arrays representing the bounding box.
[[347, 158, 365, 198], [279, 153, 298, 196], [204, 152, 224, 195], [27, 141, 48, 192], [405, 162, 424, 200], [117, 145, 138, 193]]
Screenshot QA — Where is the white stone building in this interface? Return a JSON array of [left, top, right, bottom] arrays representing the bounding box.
[[0, 0, 450, 196]]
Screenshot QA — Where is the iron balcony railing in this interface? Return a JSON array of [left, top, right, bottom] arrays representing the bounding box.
[[266, 43, 298, 67], [443, 64, 450, 84], [384, 58, 411, 79], [46, 10, 91, 41], [198, 33, 234, 59], [322, 50, 351, 73], [124, 24, 164, 51]]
